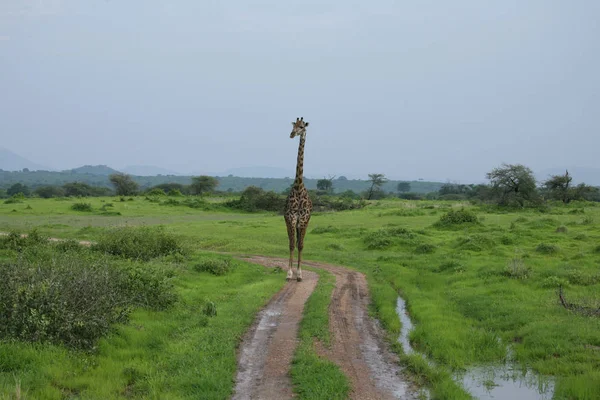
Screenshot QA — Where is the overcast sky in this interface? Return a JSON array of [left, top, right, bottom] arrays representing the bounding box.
[[1, 1, 598, 181]]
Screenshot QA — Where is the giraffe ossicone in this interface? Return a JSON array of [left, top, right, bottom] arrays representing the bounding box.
[[284, 117, 313, 282]]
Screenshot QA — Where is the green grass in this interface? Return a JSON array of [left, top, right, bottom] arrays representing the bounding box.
[[2, 197, 600, 398], [291, 268, 350, 399], [0, 252, 283, 399]]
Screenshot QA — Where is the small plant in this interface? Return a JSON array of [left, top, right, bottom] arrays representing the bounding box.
[[194, 257, 234, 276], [363, 230, 393, 250], [536, 243, 559, 254], [203, 301, 217, 317], [541, 276, 568, 288], [168, 189, 183, 196], [514, 216, 529, 223], [71, 202, 93, 212], [504, 258, 531, 279], [500, 235, 515, 245], [4, 193, 25, 204], [457, 234, 496, 251], [555, 226, 568, 233], [146, 188, 166, 196], [580, 216, 594, 225], [574, 233, 588, 241], [414, 243, 436, 254]]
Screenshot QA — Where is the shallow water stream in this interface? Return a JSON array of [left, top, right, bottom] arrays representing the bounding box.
[[395, 297, 555, 399]]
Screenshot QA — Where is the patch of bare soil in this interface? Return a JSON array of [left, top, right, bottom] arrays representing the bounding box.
[[234, 256, 418, 400], [233, 256, 318, 400]]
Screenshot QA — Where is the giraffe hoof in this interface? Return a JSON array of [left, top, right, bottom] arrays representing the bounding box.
[[296, 277, 302, 282]]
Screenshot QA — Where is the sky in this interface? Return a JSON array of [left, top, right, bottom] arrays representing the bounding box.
[[0, 0, 599, 182]]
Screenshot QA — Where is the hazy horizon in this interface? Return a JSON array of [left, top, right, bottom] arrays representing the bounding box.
[[1, 1, 598, 182]]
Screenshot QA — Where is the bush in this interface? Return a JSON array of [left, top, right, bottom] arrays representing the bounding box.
[[436, 260, 464, 273], [0, 230, 47, 252], [93, 226, 188, 261], [0, 251, 175, 349], [536, 243, 559, 254], [541, 276, 568, 288], [194, 257, 234, 276], [434, 209, 479, 227], [555, 226, 568, 233], [226, 186, 285, 212], [311, 225, 341, 234], [168, 189, 183, 197], [71, 202, 93, 212], [504, 258, 531, 279], [203, 301, 217, 317], [457, 234, 496, 251], [4, 193, 25, 204], [414, 243, 436, 254], [146, 188, 166, 196], [363, 230, 393, 250]]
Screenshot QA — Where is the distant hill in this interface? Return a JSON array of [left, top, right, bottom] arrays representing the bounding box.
[[122, 165, 181, 176], [0, 147, 50, 171], [537, 167, 600, 186], [67, 165, 121, 176], [222, 166, 294, 179]]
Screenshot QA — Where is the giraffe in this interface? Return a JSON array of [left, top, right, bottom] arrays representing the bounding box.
[[284, 117, 313, 282]]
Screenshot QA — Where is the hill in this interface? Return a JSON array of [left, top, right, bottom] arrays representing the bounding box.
[[0, 148, 50, 172], [122, 165, 182, 176], [68, 165, 121, 175]]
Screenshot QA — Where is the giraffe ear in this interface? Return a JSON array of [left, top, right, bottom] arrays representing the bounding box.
[[305, 122, 309, 127]]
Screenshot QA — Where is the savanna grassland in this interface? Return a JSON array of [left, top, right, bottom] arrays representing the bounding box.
[[1, 196, 599, 399]]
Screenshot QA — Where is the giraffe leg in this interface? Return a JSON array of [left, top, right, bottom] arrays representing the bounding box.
[[284, 216, 297, 281], [296, 225, 308, 282]]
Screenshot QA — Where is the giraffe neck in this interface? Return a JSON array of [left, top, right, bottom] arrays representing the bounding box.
[[293, 133, 306, 188]]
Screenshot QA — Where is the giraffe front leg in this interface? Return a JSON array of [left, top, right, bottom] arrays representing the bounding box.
[[285, 216, 297, 281]]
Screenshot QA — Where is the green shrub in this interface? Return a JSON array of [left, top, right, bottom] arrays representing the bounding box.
[[312, 225, 341, 234], [503, 258, 531, 279], [541, 276, 568, 288], [436, 260, 464, 272], [71, 202, 93, 212], [0, 250, 175, 349], [0, 230, 47, 252], [4, 193, 25, 204], [535, 243, 559, 254], [500, 235, 515, 245], [434, 209, 479, 227], [93, 226, 188, 261], [161, 198, 181, 206], [457, 234, 496, 251], [194, 257, 234, 276], [203, 301, 217, 317], [566, 269, 600, 286], [226, 186, 285, 212], [580, 216, 594, 225], [555, 226, 568, 233], [326, 243, 344, 251], [146, 188, 166, 196], [168, 189, 183, 197], [414, 243, 436, 254], [363, 230, 393, 250]]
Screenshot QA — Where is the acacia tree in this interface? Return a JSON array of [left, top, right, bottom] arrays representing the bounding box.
[[316, 176, 335, 194], [396, 181, 411, 193], [543, 170, 572, 203], [190, 175, 218, 195], [366, 173, 388, 200], [109, 173, 139, 196], [486, 164, 538, 207]]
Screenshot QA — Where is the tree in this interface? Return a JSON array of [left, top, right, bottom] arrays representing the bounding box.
[[316, 177, 334, 194], [486, 164, 538, 207], [35, 185, 65, 198], [62, 182, 93, 197], [366, 173, 387, 200], [396, 181, 411, 193], [190, 175, 218, 195], [543, 170, 573, 203], [109, 173, 139, 196], [7, 183, 30, 196]]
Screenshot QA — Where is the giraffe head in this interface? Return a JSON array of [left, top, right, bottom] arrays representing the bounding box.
[[290, 117, 309, 138]]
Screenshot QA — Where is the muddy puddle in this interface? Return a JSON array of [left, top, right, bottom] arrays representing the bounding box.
[[395, 297, 555, 400]]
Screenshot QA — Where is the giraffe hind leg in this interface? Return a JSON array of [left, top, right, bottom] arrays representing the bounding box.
[[296, 225, 308, 282]]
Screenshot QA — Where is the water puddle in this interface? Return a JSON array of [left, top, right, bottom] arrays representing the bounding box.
[[395, 297, 555, 400]]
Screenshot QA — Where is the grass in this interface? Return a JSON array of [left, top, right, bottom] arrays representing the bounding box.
[[291, 268, 350, 399], [1, 197, 600, 398]]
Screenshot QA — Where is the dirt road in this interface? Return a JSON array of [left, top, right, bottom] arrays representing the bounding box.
[[233, 256, 418, 400]]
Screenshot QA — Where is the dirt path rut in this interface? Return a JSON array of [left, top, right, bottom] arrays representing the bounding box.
[[234, 256, 417, 400]]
